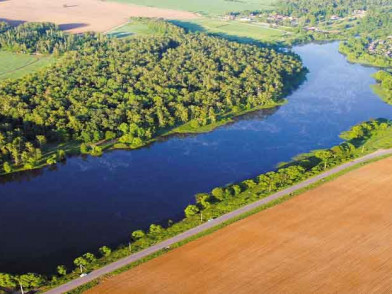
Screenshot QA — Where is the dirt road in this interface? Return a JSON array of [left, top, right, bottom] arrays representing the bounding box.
[[0, 0, 197, 33], [45, 149, 392, 293]]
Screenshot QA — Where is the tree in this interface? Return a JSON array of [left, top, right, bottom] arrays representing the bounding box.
[[3, 162, 12, 173], [195, 193, 211, 208], [0, 273, 17, 292], [46, 155, 57, 165], [105, 131, 116, 141], [131, 230, 145, 240], [149, 224, 164, 234], [36, 135, 47, 148], [83, 252, 96, 263], [57, 149, 66, 161], [90, 145, 103, 157], [74, 257, 88, 273], [57, 265, 67, 276], [80, 143, 89, 154], [315, 150, 334, 170], [17, 273, 45, 294], [99, 246, 112, 257], [184, 204, 200, 217], [211, 187, 225, 200]]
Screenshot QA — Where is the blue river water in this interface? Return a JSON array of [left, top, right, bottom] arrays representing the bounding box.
[[1, 42, 391, 274]]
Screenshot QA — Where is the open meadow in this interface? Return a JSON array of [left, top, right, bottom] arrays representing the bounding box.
[[88, 156, 392, 294], [112, 0, 276, 16], [0, 51, 55, 80], [0, 0, 197, 33], [171, 18, 287, 42]]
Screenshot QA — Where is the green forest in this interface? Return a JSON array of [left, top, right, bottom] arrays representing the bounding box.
[[0, 20, 304, 175]]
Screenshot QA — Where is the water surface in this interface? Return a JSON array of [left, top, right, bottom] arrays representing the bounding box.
[[1, 42, 391, 273]]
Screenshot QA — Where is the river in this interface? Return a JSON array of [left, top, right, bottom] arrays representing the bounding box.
[[1, 42, 391, 274]]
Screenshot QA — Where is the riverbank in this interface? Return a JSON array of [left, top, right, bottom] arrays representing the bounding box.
[[36, 119, 392, 293], [86, 154, 392, 294], [0, 99, 287, 178], [44, 133, 392, 293]]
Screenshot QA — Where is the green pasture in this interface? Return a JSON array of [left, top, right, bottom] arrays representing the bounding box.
[[106, 22, 158, 38], [0, 51, 55, 80], [111, 0, 276, 16], [108, 18, 287, 43], [172, 18, 286, 42]]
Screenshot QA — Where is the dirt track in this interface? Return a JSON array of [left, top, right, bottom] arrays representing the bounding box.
[[0, 0, 197, 33], [88, 156, 392, 294]]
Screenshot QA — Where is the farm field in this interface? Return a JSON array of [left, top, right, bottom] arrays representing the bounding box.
[[107, 18, 286, 42], [88, 156, 392, 294], [0, 0, 197, 33], [171, 18, 287, 42], [112, 0, 276, 16], [0, 51, 55, 80]]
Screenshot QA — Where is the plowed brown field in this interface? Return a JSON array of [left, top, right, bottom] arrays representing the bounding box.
[[88, 156, 392, 294], [0, 0, 197, 33]]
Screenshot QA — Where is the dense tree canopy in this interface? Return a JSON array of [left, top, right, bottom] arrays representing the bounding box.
[[0, 21, 304, 173], [0, 22, 101, 54]]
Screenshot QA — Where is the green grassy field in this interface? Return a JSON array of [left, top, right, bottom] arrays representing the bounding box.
[[108, 17, 287, 43], [106, 22, 158, 38], [112, 0, 276, 16], [172, 18, 286, 42], [0, 51, 55, 80]]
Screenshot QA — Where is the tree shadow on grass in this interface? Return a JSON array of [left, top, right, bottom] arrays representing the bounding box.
[[0, 18, 25, 27], [58, 23, 88, 31], [169, 20, 207, 33], [169, 20, 287, 51]]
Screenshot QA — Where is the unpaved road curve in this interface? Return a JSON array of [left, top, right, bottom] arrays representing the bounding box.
[[44, 148, 392, 294], [0, 0, 198, 33]]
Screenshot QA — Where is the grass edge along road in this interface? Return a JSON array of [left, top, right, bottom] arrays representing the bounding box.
[[44, 148, 392, 294]]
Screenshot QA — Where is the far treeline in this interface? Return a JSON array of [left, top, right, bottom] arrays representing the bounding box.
[[0, 20, 304, 176], [279, 0, 392, 44], [2, 118, 390, 293], [228, 0, 392, 46]]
